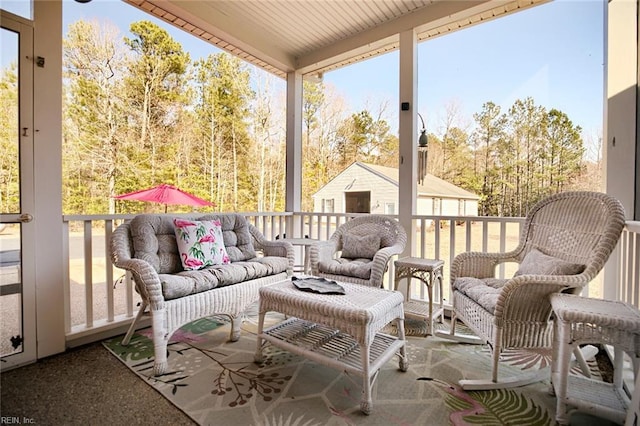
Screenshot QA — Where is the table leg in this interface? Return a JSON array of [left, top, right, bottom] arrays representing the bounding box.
[[553, 320, 573, 426], [360, 344, 372, 415], [426, 277, 434, 336], [397, 317, 408, 372], [435, 270, 444, 324], [254, 310, 266, 363]]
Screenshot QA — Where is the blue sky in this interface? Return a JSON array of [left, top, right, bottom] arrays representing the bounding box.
[[322, 0, 604, 138], [4, 0, 604, 142]]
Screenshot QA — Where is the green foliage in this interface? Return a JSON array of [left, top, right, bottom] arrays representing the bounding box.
[[0, 63, 19, 213], [462, 97, 589, 216], [47, 18, 601, 216], [191, 53, 256, 211]]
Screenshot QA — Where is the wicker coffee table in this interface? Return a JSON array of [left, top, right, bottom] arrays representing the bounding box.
[[254, 279, 407, 414]]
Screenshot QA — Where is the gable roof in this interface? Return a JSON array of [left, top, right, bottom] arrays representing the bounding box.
[[317, 162, 480, 200]]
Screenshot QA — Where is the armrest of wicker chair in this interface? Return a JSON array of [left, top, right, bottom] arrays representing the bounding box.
[[451, 250, 519, 281], [110, 222, 165, 309], [308, 240, 339, 276], [494, 274, 588, 326], [368, 240, 407, 287], [249, 224, 295, 275]]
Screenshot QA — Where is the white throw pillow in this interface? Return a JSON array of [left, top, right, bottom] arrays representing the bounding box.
[[514, 248, 585, 277], [341, 234, 381, 260]]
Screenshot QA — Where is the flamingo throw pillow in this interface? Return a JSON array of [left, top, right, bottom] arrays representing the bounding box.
[[173, 218, 231, 270]]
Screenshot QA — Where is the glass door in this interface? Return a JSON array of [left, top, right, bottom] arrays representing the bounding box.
[[0, 12, 36, 369]]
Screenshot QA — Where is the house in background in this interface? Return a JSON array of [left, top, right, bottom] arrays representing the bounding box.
[[313, 162, 479, 218]]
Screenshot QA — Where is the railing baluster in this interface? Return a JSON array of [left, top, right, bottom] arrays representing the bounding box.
[[83, 220, 93, 328], [105, 220, 114, 322], [417, 218, 424, 258], [272, 215, 278, 239], [621, 230, 630, 303], [63, 220, 71, 334], [448, 219, 455, 274], [619, 225, 640, 308], [633, 232, 639, 308], [499, 221, 507, 278], [482, 220, 489, 252]]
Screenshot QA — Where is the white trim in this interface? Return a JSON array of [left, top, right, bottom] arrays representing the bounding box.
[[0, 11, 36, 370]]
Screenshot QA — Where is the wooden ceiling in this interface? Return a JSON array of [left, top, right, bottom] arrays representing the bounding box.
[[124, 0, 547, 79]]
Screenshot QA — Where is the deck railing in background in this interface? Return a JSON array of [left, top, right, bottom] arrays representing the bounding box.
[[618, 221, 640, 308], [62, 213, 640, 347], [63, 214, 136, 344]]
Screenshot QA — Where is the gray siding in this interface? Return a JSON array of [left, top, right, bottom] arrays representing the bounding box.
[[313, 164, 397, 214]]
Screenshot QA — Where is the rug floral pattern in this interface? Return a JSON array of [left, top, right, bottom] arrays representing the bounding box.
[[103, 309, 576, 426]]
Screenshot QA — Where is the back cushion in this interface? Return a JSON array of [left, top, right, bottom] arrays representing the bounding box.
[[129, 214, 183, 274], [128, 213, 256, 273], [196, 214, 256, 262]]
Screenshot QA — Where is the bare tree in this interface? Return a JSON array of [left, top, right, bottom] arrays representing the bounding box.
[[63, 19, 128, 214]]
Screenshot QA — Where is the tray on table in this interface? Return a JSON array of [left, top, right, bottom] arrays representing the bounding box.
[[291, 276, 345, 295]]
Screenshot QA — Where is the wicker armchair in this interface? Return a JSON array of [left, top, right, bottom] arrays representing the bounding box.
[[309, 215, 407, 288], [435, 191, 626, 390]]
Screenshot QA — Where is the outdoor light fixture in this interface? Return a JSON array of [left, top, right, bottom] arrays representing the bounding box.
[[417, 112, 429, 184]]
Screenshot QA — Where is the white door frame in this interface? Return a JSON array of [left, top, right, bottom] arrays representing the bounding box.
[[0, 11, 37, 370]]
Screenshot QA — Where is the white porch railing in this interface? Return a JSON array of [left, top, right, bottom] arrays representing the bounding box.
[[617, 221, 640, 307], [62, 213, 640, 347]]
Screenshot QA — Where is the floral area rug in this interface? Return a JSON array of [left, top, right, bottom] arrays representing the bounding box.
[[102, 305, 602, 426]]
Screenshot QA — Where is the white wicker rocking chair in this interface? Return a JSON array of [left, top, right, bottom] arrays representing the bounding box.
[[435, 191, 626, 390]]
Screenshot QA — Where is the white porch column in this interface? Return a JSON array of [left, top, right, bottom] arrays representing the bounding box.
[[285, 71, 303, 237], [604, 0, 638, 301], [398, 29, 418, 256], [605, 0, 638, 220], [33, 0, 65, 357], [285, 71, 303, 213]]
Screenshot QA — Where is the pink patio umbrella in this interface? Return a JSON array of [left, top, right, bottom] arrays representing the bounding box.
[[114, 184, 214, 213]]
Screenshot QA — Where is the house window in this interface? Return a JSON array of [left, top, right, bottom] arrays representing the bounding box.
[[323, 199, 334, 213], [385, 203, 395, 215]]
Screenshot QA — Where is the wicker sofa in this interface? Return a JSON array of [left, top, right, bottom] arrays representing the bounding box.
[[110, 213, 294, 375]]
